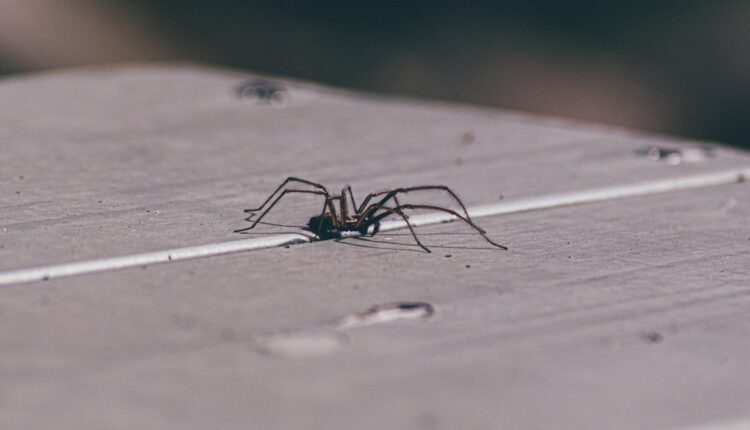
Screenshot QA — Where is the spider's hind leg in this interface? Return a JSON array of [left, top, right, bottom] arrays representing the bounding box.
[[398, 204, 507, 250], [358, 204, 431, 253], [357, 184, 470, 218]]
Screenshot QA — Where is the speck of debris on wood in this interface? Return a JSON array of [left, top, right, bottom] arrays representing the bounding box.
[[460, 131, 476, 145], [444, 254, 452, 258], [284, 245, 291, 249], [640, 331, 664, 344], [465, 264, 471, 268]]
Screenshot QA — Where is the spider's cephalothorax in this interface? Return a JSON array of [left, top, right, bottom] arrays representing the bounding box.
[[235, 177, 507, 253]]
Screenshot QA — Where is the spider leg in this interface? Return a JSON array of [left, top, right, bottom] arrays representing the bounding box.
[[341, 185, 358, 218], [361, 201, 412, 231], [358, 204, 431, 253], [397, 204, 507, 250], [393, 195, 405, 215], [357, 186, 480, 232], [353, 195, 409, 229], [244, 177, 329, 213], [354, 202, 388, 229], [356, 188, 394, 214], [234, 189, 330, 232], [326, 197, 341, 228]]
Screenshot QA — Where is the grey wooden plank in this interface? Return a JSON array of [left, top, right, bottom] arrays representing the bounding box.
[[2, 65, 750, 430], [1, 184, 750, 430], [1, 65, 749, 270]]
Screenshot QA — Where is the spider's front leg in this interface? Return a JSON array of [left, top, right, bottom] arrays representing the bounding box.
[[244, 177, 329, 213], [341, 185, 357, 214], [234, 189, 330, 233]]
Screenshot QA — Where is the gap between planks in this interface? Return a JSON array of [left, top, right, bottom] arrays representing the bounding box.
[[0, 168, 748, 286]]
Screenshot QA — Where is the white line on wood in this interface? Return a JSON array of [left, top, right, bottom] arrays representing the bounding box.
[[1, 169, 747, 286], [677, 419, 750, 430]]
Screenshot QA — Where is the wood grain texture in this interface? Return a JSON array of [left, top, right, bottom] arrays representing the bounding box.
[[1, 65, 750, 429]]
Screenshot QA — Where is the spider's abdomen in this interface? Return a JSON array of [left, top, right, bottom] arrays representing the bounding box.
[[307, 214, 338, 237]]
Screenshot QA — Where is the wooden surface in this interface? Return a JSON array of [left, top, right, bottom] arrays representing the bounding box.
[[1, 64, 750, 429]]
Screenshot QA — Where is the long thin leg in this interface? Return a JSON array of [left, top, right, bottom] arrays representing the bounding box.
[[244, 177, 329, 213], [354, 202, 389, 229], [397, 204, 507, 250], [326, 197, 341, 228], [356, 188, 393, 213], [234, 189, 329, 232], [356, 186, 480, 232], [342, 185, 357, 213], [359, 204, 431, 253], [359, 202, 505, 249], [393, 195, 404, 215]]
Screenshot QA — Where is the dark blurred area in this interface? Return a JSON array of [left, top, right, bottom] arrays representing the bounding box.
[[1, 1, 748, 148]]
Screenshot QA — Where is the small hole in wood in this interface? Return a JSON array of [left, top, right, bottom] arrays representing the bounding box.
[[339, 302, 435, 328]]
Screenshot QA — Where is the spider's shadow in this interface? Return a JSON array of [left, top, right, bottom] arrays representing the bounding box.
[[235, 220, 501, 253], [234, 219, 306, 235], [338, 235, 502, 253]]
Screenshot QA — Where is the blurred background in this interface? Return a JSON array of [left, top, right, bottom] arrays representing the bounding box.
[[0, 0, 748, 148]]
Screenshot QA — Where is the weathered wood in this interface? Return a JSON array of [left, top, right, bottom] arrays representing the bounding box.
[[1, 65, 750, 429]]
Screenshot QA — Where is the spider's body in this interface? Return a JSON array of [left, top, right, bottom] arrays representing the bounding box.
[[235, 177, 507, 252], [307, 213, 365, 239]]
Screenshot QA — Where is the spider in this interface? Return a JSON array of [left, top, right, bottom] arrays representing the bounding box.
[[234, 177, 507, 253]]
